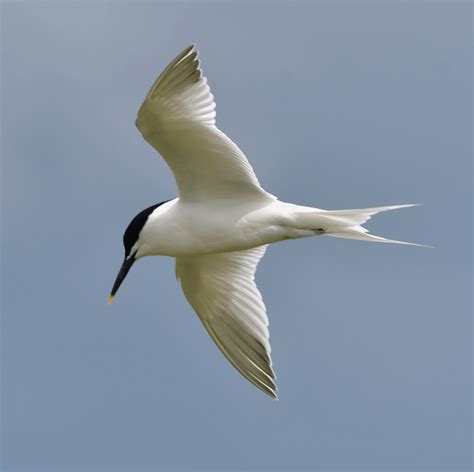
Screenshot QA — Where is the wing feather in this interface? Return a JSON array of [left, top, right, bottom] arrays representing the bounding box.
[[175, 246, 277, 398], [136, 45, 275, 203]]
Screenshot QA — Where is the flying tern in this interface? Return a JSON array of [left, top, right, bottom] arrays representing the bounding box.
[[109, 45, 420, 399]]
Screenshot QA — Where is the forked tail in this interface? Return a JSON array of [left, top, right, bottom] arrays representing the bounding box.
[[293, 204, 425, 246]]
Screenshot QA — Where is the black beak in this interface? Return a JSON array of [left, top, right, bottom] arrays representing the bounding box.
[[108, 255, 136, 304]]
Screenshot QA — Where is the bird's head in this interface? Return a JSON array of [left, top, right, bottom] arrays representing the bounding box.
[[108, 202, 168, 304]]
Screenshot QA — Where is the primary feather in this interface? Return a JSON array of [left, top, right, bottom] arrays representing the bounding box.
[[176, 246, 277, 399], [135, 44, 274, 203]]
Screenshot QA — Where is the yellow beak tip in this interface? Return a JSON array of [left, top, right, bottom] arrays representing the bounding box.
[[107, 294, 114, 304]]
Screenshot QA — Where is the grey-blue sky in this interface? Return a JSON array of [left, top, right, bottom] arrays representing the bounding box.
[[2, 1, 472, 471]]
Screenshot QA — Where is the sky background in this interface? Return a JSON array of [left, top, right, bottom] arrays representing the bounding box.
[[1, 1, 472, 471]]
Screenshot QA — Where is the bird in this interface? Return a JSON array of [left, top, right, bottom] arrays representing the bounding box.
[[108, 44, 421, 399]]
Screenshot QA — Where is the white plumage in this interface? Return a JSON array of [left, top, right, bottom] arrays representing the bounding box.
[[176, 246, 275, 397], [109, 45, 421, 399], [136, 44, 272, 203]]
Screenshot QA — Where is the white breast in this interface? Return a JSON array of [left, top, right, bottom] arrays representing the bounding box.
[[136, 198, 288, 257]]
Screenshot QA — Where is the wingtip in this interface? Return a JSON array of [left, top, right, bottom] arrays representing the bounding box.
[[178, 44, 196, 60], [267, 382, 279, 400], [182, 44, 199, 63], [263, 388, 279, 400]]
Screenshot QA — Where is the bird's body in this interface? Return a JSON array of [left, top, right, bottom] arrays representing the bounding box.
[[109, 45, 421, 399], [136, 198, 328, 258]]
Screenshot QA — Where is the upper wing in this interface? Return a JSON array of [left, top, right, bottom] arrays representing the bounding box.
[[135, 45, 275, 203], [175, 246, 277, 398]]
